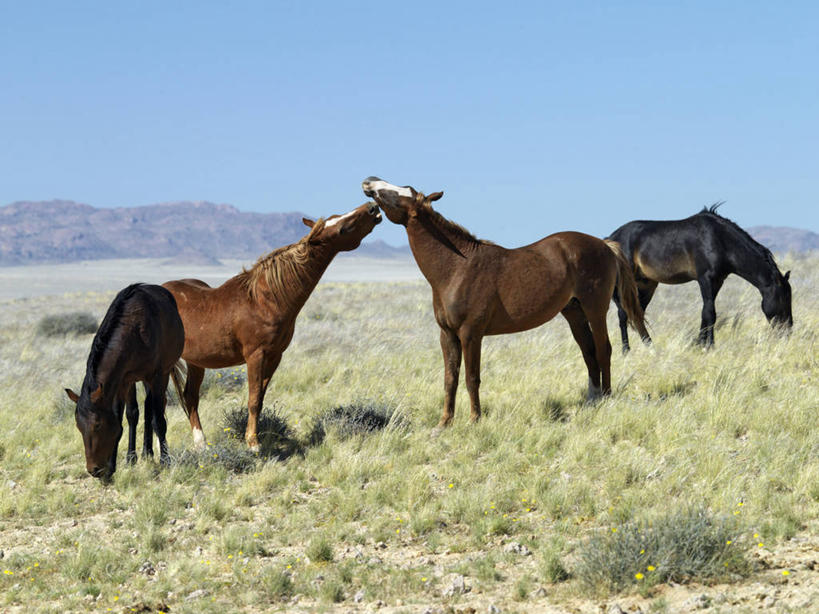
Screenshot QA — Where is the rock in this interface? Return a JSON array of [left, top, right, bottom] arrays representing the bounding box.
[[503, 541, 532, 556], [138, 561, 156, 576], [0, 550, 4, 560], [185, 589, 210, 601], [443, 574, 470, 597], [762, 595, 777, 608], [607, 605, 626, 614], [488, 604, 501, 613], [375, 599, 386, 608], [375, 541, 387, 550], [194, 546, 203, 556], [682, 594, 711, 610], [353, 590, 365, 603], [7, 480, 17, 489], [367, 556, 383, 566], [534, 587, 547, 597]]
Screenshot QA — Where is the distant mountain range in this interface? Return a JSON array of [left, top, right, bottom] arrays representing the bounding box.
[[0, 200, 815, 266], [0, 200, 409, 266]]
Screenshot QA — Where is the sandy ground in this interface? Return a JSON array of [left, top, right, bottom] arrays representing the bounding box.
[[0, 256, 422, 300]]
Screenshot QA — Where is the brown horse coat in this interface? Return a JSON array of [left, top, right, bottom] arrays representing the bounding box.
[[363, 177, 647, 427], [164, 202, 381, 449]]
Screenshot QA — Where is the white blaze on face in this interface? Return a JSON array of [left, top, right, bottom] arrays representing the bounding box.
[[325, 209, 358, 228], [368, 180, 412, 198]]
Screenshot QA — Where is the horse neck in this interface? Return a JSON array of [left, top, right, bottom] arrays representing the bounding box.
[[405, 213, 477, 284], [725, 232, 779, 291], [264, 243, 336, 313]]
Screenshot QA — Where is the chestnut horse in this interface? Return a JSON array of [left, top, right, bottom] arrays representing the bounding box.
[[362, 177, 647, 427], [65, 284, 185, 479], [609, 204, 792, 349], [164, 202, 381, 450]]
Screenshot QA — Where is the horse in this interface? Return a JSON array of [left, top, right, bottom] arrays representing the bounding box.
[[608, 204, 793, 350], [64, 284, 185, 479], [362, 177, 647, 427], [163, 202, 381, 451]]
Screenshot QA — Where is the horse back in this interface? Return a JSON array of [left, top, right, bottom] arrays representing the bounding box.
[[608, 218, 722, 284]]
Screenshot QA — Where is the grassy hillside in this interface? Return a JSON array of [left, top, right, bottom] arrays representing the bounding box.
[[0, 254, 817, 613]]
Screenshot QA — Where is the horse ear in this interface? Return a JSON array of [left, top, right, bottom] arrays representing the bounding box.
[[65, 388, 80, 403], [427, 191, 444, 202], [302, 218, 315, 228], [90, 384, 103, 404], [784, 270, 790, 281]]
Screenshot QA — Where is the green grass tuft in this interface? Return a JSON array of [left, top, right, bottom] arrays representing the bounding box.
[[36, 312, 97, 337], [575, 507, 752, 594]]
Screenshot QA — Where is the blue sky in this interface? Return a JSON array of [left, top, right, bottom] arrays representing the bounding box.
[[2, 1, 817, 247]]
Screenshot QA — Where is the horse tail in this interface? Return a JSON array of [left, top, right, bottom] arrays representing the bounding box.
[[170, 359, 190, 418], [604, 239, 650, 340]]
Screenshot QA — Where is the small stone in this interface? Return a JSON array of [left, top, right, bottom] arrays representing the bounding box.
[[367, 556, 383, 566], [375, 541, 387, 550], [503, 541, 532, 556], [128, 547, 138, 555], [70, 519, 78, 527], [375, 599, 386, 608], [0, 550, 4, 560], [607, 605, 626, 614], [443, 574, 469, 597], [534, 587, 547, 597], [138, 561, 156, 576], [762, 595, 777, 608], [488, 604, 501, 613], [185, 588, 210, 601], [353, 590, 365, 603], [8, 480, 18, 489], [682, 594, 711, 610], [194, 546, 203, 556], [169, 518, 177, 525]]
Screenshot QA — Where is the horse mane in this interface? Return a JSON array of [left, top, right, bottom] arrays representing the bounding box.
[[696, 203, 781, 274], [239, 218, 326, 300], [85, 283, 142, 384], [418, 194, 492, 248]]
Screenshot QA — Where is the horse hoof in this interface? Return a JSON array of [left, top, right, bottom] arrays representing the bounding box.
[[248, 443, 261, 454]]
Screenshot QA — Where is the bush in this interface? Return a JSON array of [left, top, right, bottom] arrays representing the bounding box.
[[36, 312, 97, 337], [575, 507, 751, 594], [307, 402, 408, 446]]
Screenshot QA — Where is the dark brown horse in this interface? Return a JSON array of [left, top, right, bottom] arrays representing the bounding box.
[[609, 204, 793, 349], [164, 202, 381, 450], [362, 177, 647, 427], [65, 284, 185, 479]]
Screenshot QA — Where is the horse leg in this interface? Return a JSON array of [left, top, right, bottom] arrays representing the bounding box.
[[586, 308, 613, 395], [561, 300, 601, 398], [458, 329, 483, 422], [697, 274, 724, 347], [125, 384, 139, 464], [183, 364, 207, 449], [246, 350, 281, 451], [612, 287, 631, 353], [141, 383, 155, 459], [636, 281, 657, 344], [147, 373, 171, 467], [438, 327, 462, 428]]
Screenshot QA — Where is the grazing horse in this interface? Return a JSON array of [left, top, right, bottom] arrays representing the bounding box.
[[65, 284, 185, 479], [362, 177, 647, 427], [164, 202, 381, 451], [608, 204, 793, 350]]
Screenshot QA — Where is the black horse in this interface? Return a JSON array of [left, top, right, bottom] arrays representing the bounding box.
[[65, 284, 186, 479], [609, 204, 792, 350]]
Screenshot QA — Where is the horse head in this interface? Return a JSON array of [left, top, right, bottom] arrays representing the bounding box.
[[362, 177, 443, 226], [65, 384, 122, 480], [761, 270, 793, 329], [302, 201, 382, 252]]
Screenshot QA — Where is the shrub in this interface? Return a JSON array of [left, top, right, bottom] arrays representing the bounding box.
[[305, 535, 334, 563], [36, 312, 97, 337], [575, 507, 751, 594], [307, 402, 407, 446]]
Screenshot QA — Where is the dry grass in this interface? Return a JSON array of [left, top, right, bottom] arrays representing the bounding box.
[[0, 253, 817, 612]]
